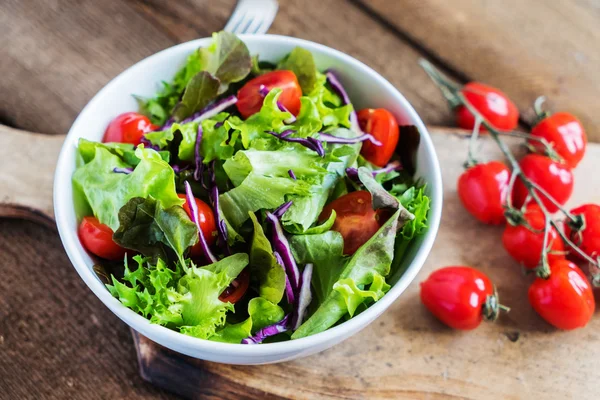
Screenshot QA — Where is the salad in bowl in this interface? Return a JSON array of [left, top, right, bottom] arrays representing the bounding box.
[[72, 31, 430, 345]]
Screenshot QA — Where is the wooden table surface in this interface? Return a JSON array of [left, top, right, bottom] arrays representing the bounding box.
[[2, 1, 599, 399]]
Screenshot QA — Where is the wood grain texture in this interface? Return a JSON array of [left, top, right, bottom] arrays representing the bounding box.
[[2, 127, 599, 399], [0, 0, 454, 136], [358, 0, 600, 139]]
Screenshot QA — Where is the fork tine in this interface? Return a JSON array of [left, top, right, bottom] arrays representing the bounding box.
[[234, 14, 255, 35], [224, 0, 278, 35]]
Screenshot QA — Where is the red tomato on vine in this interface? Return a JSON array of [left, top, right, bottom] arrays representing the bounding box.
[[455, 82, 519, 132]]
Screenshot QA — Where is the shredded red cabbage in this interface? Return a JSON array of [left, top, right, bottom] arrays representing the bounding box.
[[317, 132, 381, 146], [113, 167, 133, 174], [274, 251, 295, 305], [193, 125, 204, 181], [288, 169, 297, 180], [345, 167, 359, 181], [293, 263, 313, 330], [241, 314, 291, 344], [259, 85, 296, 124], [265, 130, 325, 157], [372, 160, 403, 175], [210, 184, 231, 256], [273, 201, 293, 219], [266, 211, 300, 290], [325, 70, 361, 133], [139, 137, 161, 151], [184, 181, 217, 264], [180, 95, 238, 125]]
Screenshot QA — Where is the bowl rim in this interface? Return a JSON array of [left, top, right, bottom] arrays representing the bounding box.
[[54, 34, 443, 357]]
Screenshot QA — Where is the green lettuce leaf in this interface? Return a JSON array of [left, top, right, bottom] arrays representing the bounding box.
[[333, 272, 390, 317], [113, 197, 198, 265], [72, 146, 183, 230], [248, 212, 286, 304], [292, 209, 402, 339], [308, 72, 352, 128], [277, 47, 318, 95], [78, 139, 170, 166], [285, 97, 322, 137], [209, 318, 253, 344], [286, 209, 336, 235], [171, 71, 220, 122]]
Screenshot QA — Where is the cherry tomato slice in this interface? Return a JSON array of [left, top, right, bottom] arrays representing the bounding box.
[[78, 216, 127, 260], [237, 70, 302, 119], [528, 259, 595, 330], [357, 108, 399, 167], [512, 154, 573, 213], [565, 204, 600, 261], [457, 161, 510, 225], [219, 268, 250, 304], [529, 112, 587, 168], [502, 204, 565, 269], [177, 194, 217, 258], [455, 82, 519, 132], [319, 191, 387, 255], [103, 112, 157, 146], [420, 266, 496, 330]]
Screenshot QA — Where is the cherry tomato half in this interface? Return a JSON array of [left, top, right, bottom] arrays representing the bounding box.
[[512, 154, 573, 213], [565, 204, 600, 261], [502, 204, 565, 269], [529, 112, 587, 168], [177, 194, 217, 258], [319, 191, 388, 255], [237, 70, 302, 119], [420, 266, 499, 330], [78, 216, 127, 260], [103, 112, 157, 146], [219, 268, 250, 304], [457, 161, 510, 225], [357, 108, 399, 167], [528, 259, 595, 330], [455, 82, 519, 132]]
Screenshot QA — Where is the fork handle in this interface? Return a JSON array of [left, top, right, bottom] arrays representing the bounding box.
[[0, 124, 64, 228]]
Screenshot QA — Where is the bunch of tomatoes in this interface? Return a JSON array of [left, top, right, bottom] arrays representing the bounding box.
[[421, 81, 599, 331]]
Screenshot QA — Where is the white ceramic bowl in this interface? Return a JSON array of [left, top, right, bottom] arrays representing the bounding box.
[[54, 34, 443, 365]]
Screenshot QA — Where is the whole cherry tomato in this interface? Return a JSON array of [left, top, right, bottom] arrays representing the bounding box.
[[237, 70, 302, 119], [455, 82, 519, 132], [103, 112, 157, 145], [357, 108, 399, 167], [565, 204, 600, 260], [457, 161, 510, 225], [219, 268, 250, 304], [528, 259, 595, 330], [78, 216, 127, 260], [319, 191, 388, 255], [529, 112, 587, 168], [512, 154, 573, 213], [502, 204, 565, 269], [420, 266, 502, 330], [177, 194, 217, 258]]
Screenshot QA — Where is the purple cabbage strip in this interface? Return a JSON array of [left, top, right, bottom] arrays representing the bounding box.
[[325, 70, 360, 133], [180, 95, 238, 125], [184, 181, 217, 264], [265, 130, 325, 157], [266, 211, 300, 291], [274, 251, 295, 305], [171, 164, 190, 174], [345, 167, 359, 181], [273, 201, 293, 219], [211, 184, 231, 256], [113, 167, 133, 174], [371, 160, 403, 175], [193, 125, 204, 181], [139, 136, 161, 151], [293, 263, 313, 330], [288, 169, 297, 180], [317, 132, 382, 146], [258, 85, 296, 124], [241, 314, 291, 344], [161, 117, 176, 130]]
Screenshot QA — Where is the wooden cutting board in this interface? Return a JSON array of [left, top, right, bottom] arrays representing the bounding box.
[[2, 124, 599, 400]]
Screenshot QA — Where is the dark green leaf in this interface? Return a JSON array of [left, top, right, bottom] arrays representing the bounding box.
[[172, 71, 220, 122], [278, 47, 318, 94]]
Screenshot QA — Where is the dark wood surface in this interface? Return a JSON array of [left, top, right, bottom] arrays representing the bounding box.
[[2, 0, 600, 399]]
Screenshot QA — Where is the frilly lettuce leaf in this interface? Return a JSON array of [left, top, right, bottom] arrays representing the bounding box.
[[72, 146, 182, 230], [308, 72, 352, 128], [171, 71, 220, 122], [107, 254, 249, 339], [277, 47, 318, 95], [333, 272, 390, 317], [248, 212, 286, 304], [77, 139, 170, 166], [292, 209, 402, 339]]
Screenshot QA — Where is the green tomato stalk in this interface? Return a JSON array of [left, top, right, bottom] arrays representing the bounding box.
[[419, 59, 600, 282]]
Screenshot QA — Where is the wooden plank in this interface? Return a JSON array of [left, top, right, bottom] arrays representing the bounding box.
[[1, 126, 599, 399], [0, 0, 453, 136], [357, 0, 600, 141]]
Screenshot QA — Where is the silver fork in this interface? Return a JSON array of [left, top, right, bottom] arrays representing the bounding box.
[[223, 0, 279, 35]]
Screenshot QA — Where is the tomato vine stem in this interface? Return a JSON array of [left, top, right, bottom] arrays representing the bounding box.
[[419, 58, 600, 281]]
